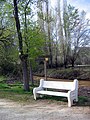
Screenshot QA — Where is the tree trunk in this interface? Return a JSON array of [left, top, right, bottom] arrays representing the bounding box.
[[21, 55, 29, 91], [71, 61, 74, 68], [55, 40, 58, 68], [55, 54, 58, 68], [46, 0, 52, 68], [71, 57, 75, 68], [63, 53, 68, 68], [24, 0, 34, 85], [63, 0, 70, 68], [13, 0, 29, 91], [29, 61, 34, 85], [57, 0, 65, 67]]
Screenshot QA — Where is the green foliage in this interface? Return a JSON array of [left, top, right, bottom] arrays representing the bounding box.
[[0, 61, 15, 75], [28, 26, 45, 59], [0, 0, 6, 2], [22, 24, 45, 68], [67, 5, 79, 31], [0, 83, 10, 89], [0, 1, 19, 76], [0, 35, 19, 76], [0, 76, 7, 83]]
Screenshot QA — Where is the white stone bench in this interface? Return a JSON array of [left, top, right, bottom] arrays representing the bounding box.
[[33, 79, 78, 107]]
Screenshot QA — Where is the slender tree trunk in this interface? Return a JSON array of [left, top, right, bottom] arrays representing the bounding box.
[[71, 60, 74, 68], [13, 0, 29, 91], [55, 31, 58, 68], [63, 0, 70, 68], [57, 0, 65, 67], [46, 0, 52, 68], [24, 0, 34, 85], [55, 47, 58, 68], [29, 61, 34, 85], [37, 0, 48, 53]]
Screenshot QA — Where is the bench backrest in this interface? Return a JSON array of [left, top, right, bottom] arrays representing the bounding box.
[[39, 79, 78, 90]]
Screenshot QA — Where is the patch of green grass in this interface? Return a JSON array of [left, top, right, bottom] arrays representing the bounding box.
[[78, 96, 89, 105], [0, 81, 34, 103], [0, 75, 35, 103], [0, 90, 34, 103], [70, 96, 90, 106], [0, 76, 7, 83], [0, 83, 33, 94], [41, 95, 67, 102], [37, 95, 68, 105], [38, 95, 90, 106], [0, 83, 10, 89]]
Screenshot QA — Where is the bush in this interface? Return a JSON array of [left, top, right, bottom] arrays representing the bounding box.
[[47, 68, 80, 79], [0, 60, 22, 79]]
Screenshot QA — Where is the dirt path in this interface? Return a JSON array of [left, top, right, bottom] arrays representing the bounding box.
[[0, 99, 90, 120]]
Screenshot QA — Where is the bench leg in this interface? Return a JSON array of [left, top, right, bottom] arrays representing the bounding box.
[[74, 94, 78, 102], [34, 93, 37, 100], [68, 100, 73, 107], [76, 96, 78, 102], [68, 97, 73, 107], [34, 93, 40, 100]]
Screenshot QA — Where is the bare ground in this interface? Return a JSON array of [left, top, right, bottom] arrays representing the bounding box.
[[0, 99, 90, 120]]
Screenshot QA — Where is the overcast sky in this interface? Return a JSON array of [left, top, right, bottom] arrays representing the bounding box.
[[51, 0, 90, 19]]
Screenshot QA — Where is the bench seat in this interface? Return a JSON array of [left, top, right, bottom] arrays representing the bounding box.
[[37, 90, 68, 97]]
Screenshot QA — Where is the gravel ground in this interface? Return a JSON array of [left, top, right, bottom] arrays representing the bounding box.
[[0, 99, 90, 120]]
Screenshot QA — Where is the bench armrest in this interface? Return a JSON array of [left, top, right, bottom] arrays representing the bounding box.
[[33, 86, 43, 94], [68, 90, 75, 95], [68, 89, 78, 102], [33, 79, 44, 100]]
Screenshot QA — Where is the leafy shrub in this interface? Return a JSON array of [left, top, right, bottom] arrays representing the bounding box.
[[0, 60, 22, 79]]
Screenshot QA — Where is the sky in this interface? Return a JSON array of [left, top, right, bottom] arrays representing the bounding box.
[[51, 0, 90, 19], [68, 0, 90, 19]]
